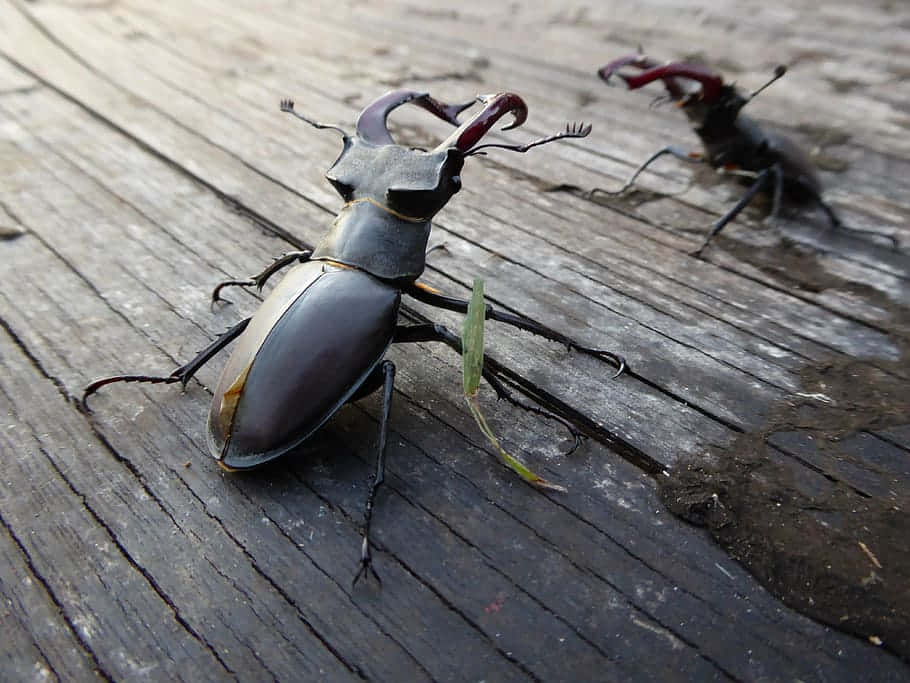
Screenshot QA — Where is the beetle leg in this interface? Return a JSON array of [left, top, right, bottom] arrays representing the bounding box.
[[353, 360, 396, 587], [394, 323, 584, 455], [80, 318, 251, 410], [589, 145, 704, 198], [211, 250, 312, 305], [803, 186, 899, 249], [691, 167, 773, 258], [403, 286, 626, 378]]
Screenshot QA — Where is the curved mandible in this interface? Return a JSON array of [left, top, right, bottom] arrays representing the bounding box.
[[597, 53, 688, 100], [621, 63, 724, 103], [433, 92, 529, 154], [356, 89, 474, 145], [597, 53, 659, 84]]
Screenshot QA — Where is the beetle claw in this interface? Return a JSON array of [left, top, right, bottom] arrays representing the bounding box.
[[352, 538, 382, 587]]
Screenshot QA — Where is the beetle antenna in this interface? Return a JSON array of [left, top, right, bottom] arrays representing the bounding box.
[[280, 99, 348, 136], [464, 122, 592, 156], [748, 65, 787, 101]]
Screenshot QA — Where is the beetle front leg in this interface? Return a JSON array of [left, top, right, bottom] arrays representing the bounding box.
[[211, 250, 312, 304], [81, 317, 251, 409], [404, 285, 626, 378], [589, 145, 705, 197], [353, 360, 396, 587]]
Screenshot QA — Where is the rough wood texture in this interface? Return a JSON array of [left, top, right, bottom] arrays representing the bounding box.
[[1, 0, 908, 680]]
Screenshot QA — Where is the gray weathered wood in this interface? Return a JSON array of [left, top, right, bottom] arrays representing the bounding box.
[[2, 0, 908, 679]]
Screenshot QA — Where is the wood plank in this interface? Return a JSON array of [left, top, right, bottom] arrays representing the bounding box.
[[0, 522, 101, 681], [2, 0, 909, 675]]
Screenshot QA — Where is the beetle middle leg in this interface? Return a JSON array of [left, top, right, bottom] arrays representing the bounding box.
[[588, 145, 705, 198], [80, 317, 251, 409], [211, 250, 312, 304], [404, 285, 626, 378]]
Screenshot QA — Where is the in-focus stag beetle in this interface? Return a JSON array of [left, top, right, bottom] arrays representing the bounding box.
[[592, 53, 896, 256], [82, 89, 626, 583]]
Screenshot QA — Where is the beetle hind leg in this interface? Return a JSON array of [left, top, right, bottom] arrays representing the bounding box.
[[394, 323, 584, 456], [211, 250, 312, 305], [807, 188, 899, 249], [353, 360, 396, 587]]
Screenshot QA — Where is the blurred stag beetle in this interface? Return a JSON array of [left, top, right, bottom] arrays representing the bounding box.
[[591, 53, 897, 256]]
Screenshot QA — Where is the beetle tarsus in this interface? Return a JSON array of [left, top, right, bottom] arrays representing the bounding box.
[[81, 373, 182, 411], [494, 388, 585, 455], [81, 318, 251, 409], [353, 537, 382, 588]]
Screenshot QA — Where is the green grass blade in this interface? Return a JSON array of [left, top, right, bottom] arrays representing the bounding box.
[[460, 278, 565, 492], [462, 278, 485, 397]]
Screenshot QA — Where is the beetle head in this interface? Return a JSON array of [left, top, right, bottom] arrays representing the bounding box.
[[601, 57, 787, 133], [324, 90, 585, 219]]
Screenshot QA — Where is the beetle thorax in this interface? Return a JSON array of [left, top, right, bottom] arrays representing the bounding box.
[[312, 138, 464, 283]]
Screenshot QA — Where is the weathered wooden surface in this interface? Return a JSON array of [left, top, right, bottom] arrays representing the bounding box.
[[1, 0, 908, 680]]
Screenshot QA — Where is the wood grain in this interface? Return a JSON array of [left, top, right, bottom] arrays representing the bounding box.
[[1, 0, 908, 679]]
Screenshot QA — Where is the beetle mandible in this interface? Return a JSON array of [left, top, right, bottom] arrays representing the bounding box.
[[591, 54, 896, 256], [82, 90, 626, 583]]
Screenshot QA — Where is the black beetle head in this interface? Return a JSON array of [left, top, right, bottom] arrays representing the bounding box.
[[326, 140, 465, 218], [683, 84, 748, 135], [323, 91, 530, 220], [685, 65, 787, 141]]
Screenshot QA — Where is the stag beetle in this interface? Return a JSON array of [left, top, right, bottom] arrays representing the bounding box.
[[593, 54, 894, 256], [82, 90, 626, 583]]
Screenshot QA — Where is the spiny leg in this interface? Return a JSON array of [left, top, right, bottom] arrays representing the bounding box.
[[691, 166, 773, 258], [589, 145, 704, 197], [211, 250, 312, 304], [394, 323, 583, 454], [81, 318, 251, 409], [804, 185, 899, 249], [353, 360, 396, 587], [404, 285, 626, 378]]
